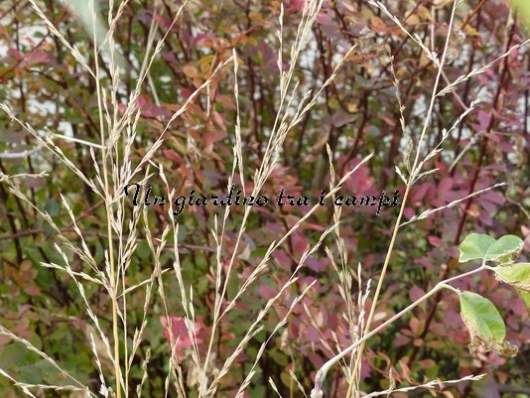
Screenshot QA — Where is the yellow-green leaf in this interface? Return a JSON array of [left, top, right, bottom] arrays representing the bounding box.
[[494, 263, 530, 290], [485, 235, 524, 263], [459, 233, 523, 264], [459, 233, 495, 262], [459, 291, 517, 357]]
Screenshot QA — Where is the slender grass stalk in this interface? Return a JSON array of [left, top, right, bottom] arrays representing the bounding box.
[[85, 0, 123, 394], [337, 1, 471, 397]]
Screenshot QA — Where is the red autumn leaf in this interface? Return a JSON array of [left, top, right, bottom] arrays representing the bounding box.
[[381, 116, 396, 126], [409, 183, 431, 203], [306, 257, 327, 272], [437, 177, 453, 194], [258, 284, 276, 299], [24, 285, 41, 296], [162, 149, 183, 163], [316, 12, 333, 26], [409, 317, 420, 335], [26, 50, 51, 66], [394, 335, 410, 347], [289, 0, 305, 13], [404, 206, 415, 219], [477, 109, 492, 130], [409, 286, 426, 302], [7, 47, 23, 60], [160, 315, 205, 362], [428, 235, 443, 247]]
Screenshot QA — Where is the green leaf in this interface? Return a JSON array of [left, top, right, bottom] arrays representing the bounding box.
[[178, 225, 187, 242], [459, 233, 524, 264], [44, 198, 60, 217], [269, 347, 289, 366], [355, 75, 372, 88], [250, 247, 269, 259], [515, 288, 530, 317], [485, 235, 524, 263], [459, 233, 495, 262], [459, 291, 517, 356], [252, 385, 266, 397], [137, 240, 152, 260], [18, 364, 43, 384], [0, 343, 27, 365], [460, 292, 505, 341], [226, 272, 239, 301], [494, 263, 530, 316], [494, 263, 530, 289]]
